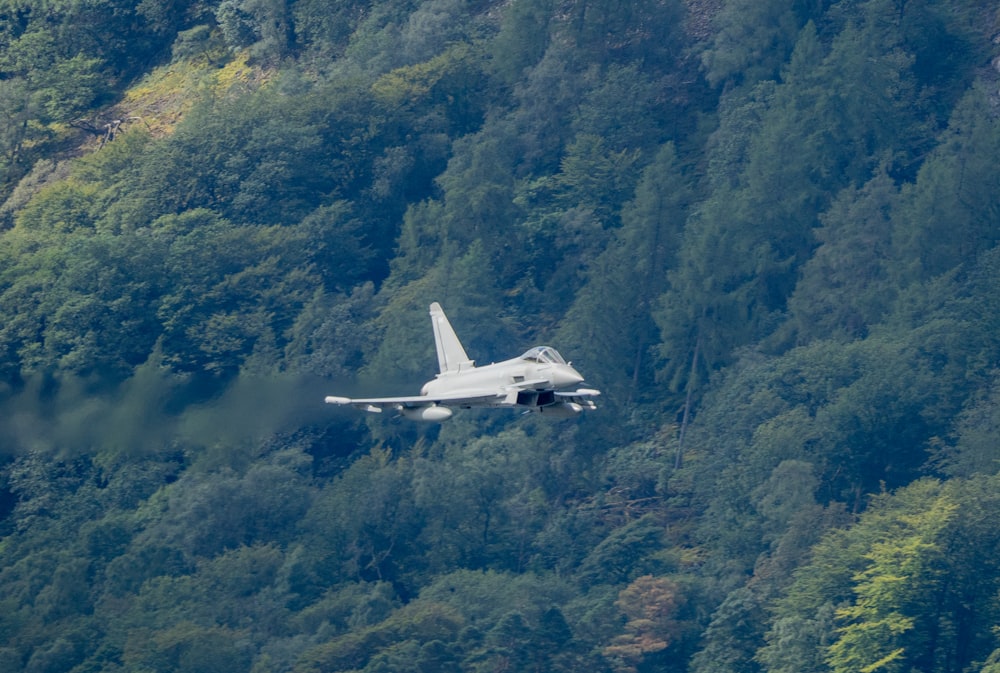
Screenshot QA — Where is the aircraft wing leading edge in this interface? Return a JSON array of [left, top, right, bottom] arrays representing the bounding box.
[[324, 389, 505, 410], [325, 389, 508, 421], [325, 381, 597, 414]]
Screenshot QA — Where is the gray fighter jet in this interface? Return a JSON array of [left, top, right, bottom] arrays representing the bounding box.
[[325, 302, 600, 421]]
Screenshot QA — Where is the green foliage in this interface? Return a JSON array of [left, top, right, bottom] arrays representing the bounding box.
[[124, 621, 254, 673], [930, 371, 1000, 477], [294, 600, 465, 673], [786, 169, 899, 342], [892, 84, 1000, 283], [762, 477, 1000, 673], [689, 586, 767, 673], [577, 515, 671, 586], [412, 428, 550, 571], [291, 0, 367, 58], [0, 2, 999, 673], [489, 0, 553, 84], [825, 487, 953, 673], [701, 0, 808, 88], [559, 142, 690, 409], [297, 446, 422, 586], [561, 0, 687, 68]]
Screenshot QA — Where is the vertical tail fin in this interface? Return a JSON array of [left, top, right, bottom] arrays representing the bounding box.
[[430, 302, 474, 374]]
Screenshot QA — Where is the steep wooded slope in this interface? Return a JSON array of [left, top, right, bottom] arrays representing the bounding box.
[[1, 1, 999, 672]]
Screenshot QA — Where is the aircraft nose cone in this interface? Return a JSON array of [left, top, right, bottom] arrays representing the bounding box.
[[553, 366, 585, 388]]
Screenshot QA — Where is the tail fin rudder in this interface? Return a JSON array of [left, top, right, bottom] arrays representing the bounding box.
[[430, 302, 473, 374]]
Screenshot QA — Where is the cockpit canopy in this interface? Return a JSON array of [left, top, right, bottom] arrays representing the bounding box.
[[520, 346, 567, 365]]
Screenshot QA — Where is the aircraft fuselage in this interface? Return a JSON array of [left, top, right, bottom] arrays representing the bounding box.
[[420, 355, 585, 407]]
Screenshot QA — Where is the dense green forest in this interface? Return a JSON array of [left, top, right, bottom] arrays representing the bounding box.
[[1, 0, 1000, 671]]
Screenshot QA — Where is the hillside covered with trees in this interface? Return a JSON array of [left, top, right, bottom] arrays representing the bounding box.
[[1, 0, 1000, 671]]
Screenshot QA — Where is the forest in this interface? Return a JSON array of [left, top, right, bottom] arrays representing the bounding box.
[[1, 0, 999, 671]]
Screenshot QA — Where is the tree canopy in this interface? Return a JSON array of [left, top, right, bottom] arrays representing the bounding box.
[[0, 0, 999, 672]]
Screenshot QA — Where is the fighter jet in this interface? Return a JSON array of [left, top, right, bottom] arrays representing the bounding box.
[[325, 302, 600, 421]]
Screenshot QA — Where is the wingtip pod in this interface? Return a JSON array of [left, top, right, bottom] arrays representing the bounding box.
[[325, 396, 351, 405]]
